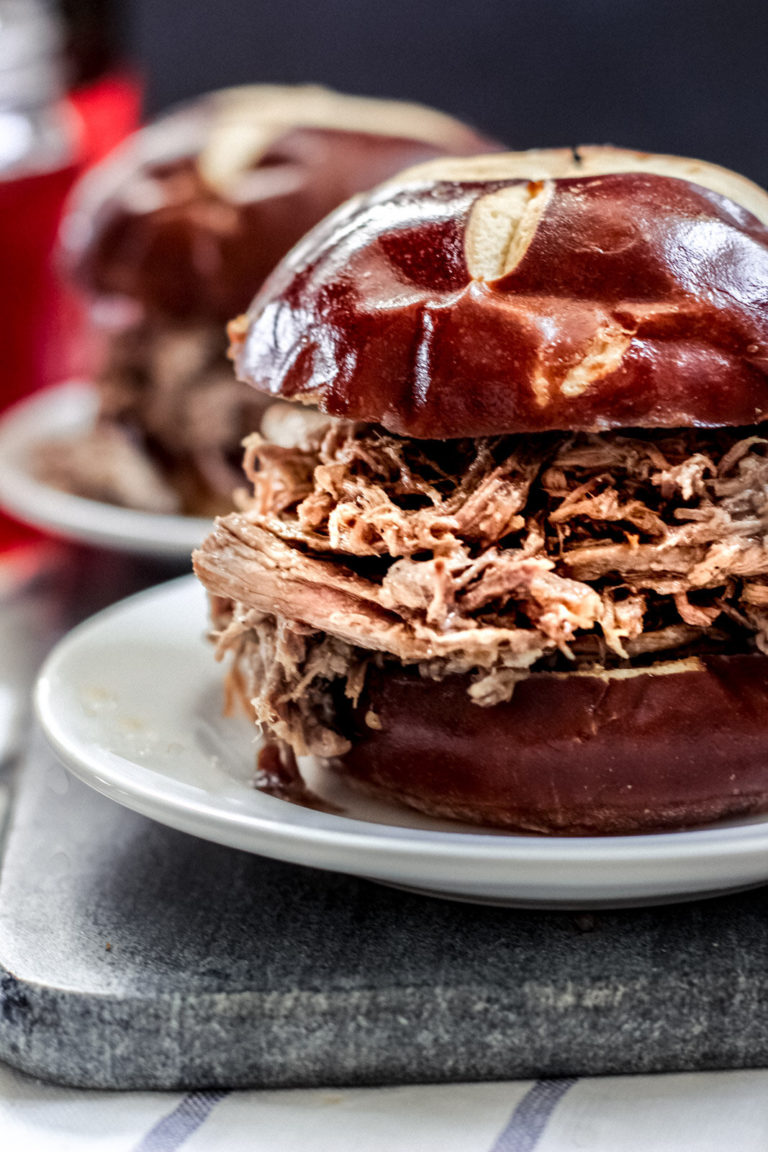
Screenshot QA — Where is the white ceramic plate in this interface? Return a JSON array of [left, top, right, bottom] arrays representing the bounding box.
[[0, 382, 212, 558], [34, 576, 768, 908]]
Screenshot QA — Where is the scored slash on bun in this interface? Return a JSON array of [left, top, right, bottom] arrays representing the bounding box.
[[231, 145, 768, 438], [337, 655, 768, 834]]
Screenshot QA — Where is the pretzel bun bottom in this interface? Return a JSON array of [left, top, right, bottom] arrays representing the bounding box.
[[333, 654, 768, 834]]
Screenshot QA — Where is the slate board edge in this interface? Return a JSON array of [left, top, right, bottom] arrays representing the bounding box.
[[2, 968, 768, 1090]]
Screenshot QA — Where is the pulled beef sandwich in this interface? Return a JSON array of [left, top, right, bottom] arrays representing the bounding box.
[[52, 86, 499, 516], [193, 145, 768, 835]]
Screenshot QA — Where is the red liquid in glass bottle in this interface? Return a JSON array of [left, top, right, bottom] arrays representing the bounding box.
[[0, 1, 80, 548], [0, 160, 77, 549], [0, 161, 78, 411]]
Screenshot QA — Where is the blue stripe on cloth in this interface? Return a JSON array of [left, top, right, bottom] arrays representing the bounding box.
[[489, 1078, 579, 1152], [132, 1090, 231, 1152]]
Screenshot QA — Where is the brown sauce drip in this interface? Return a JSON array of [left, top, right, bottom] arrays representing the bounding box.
[[255, 740, 342, 814]]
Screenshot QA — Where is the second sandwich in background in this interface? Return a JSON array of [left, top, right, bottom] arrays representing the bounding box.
[[47, 85, 499, 516]]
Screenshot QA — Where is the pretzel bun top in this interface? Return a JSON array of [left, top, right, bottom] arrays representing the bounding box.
[[231, 145, 768, 437]]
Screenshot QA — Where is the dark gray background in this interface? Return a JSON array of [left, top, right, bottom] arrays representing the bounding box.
[[120, 0, 768, 186]]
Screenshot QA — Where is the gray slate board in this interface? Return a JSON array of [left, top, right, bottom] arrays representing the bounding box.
[[0, 730, 767, 1090]]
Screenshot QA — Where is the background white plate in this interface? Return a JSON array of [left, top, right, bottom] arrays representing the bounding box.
[[34, 576, 768, 908], [0, 383, 212, 558]]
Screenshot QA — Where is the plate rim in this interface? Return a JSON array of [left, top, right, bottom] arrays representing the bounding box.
[[0, 382, 212, 557], [34, 574, 768, 872]]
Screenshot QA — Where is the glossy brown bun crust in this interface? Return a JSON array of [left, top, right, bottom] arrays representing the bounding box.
[[334, 654, 768, 834], [233, 146, 768, 437], [64, 85, 500, 323]]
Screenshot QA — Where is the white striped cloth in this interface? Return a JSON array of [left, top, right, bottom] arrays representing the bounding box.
[[3, 1065, 768, 1151]]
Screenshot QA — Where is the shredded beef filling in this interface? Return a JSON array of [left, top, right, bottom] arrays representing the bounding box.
[[43, 323, 268, 517], [194, 418, 768, 757]]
